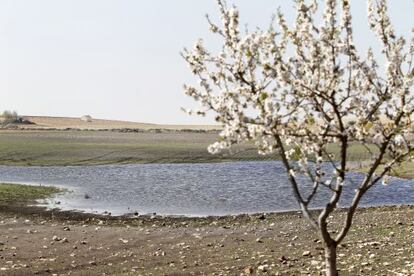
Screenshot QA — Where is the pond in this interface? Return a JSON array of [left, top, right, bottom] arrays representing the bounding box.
[[0, 161, 413, 216]]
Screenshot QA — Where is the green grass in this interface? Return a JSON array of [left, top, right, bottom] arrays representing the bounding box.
[[359, 161, 414, 179], [327, 143, 378, 161], [0, 130, 263, 166], [0, 183, 61, 204], [0, 130, 412, 180], [391, 161, 414, 179]]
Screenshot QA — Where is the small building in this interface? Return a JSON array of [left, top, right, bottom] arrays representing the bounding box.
[[80, 115, 93, 122]]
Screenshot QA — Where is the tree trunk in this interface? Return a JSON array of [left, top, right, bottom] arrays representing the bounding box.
[[324, 243, 338, 276]]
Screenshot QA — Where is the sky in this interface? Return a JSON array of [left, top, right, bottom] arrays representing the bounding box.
[[0, 0, 413, 125]]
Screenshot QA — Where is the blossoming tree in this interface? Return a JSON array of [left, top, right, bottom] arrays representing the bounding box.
[[182, 0, 414, 274]]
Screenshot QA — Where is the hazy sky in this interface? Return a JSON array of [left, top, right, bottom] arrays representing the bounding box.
[[0, 1, 413, 124]]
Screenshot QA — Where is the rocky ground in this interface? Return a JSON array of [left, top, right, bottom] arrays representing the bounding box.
[[0, 205, 413, 275]]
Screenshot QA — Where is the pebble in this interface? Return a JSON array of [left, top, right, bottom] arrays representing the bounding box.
[[60, 238, 69, 243], [52, 236, 60, 242], [243, 266, 254, 274], [119, 238, 129, 244], [256, 237, 263, 243], [311, 260, 320, 266], [257, 264, 269, 272]]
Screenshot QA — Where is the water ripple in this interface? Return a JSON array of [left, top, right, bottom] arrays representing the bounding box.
[[0, 161, 413, 216]]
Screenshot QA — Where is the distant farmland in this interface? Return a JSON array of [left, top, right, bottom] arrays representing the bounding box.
[[11, 116, 221, 131]]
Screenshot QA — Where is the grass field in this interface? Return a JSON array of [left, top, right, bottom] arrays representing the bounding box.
[[0, 183, 60, 204], [0, 129, 412, 178], [361, 161, 414, 179], [0, 130, 261, 166], [0, 130, 375, 166], [391, 162, 414, 179]]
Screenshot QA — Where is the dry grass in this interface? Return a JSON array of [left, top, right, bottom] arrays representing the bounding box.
[[16, 116, 220, 131]]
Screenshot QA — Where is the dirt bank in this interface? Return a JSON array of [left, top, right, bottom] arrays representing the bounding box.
[[0, 205, 413, 275]]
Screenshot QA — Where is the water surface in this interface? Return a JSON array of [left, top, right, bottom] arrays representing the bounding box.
[[0, 161, 412, 216]]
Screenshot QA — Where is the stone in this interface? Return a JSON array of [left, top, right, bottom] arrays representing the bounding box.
[[302, 251, 311, 257], [311, 260, 320, 266], [257, 264, 269, 272], [278, 256, 287, 263], [60, 238, 69, 243], [119, 238, 129, 244], [244, 266, 254, 274], [52, 236, 60, 242]]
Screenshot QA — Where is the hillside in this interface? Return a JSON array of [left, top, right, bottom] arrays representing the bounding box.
[[5, 116, 220, 131]]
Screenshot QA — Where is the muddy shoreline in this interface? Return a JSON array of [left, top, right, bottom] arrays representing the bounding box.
[[0, 204, 413, 275], [1, 201, 413, 226]]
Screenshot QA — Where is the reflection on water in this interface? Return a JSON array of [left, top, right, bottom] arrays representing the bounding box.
[[0, 161, 413, 216]]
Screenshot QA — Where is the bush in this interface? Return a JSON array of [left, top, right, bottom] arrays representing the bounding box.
[[1, 110, 23, 124], [2, 110, 19, 123]]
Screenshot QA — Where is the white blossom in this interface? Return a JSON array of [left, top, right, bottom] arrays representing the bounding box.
[[183, 1, 413, 270]]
